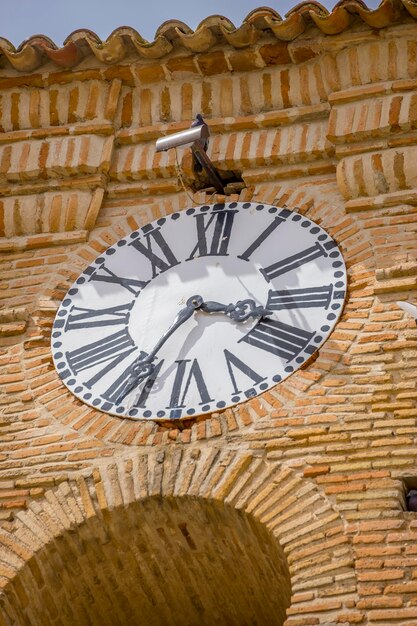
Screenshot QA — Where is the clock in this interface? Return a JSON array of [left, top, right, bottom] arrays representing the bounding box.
[[51, 202, 347, 420]]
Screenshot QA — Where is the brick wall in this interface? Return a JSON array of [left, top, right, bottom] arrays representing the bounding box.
[[0, 8, 417, 625]]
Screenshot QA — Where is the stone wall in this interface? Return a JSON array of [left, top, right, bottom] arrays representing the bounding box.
[[0, 6, 417, 624]]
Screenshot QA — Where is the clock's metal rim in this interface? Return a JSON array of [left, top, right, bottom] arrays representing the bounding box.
[[51, 202, 347, 422]]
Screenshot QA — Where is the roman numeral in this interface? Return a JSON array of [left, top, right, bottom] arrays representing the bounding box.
[[187, 208, 237, 260], [240, 319, 314, 361], [65, 302, 134, 330], [224, 349, 266, 395], [85, 265, 149, 296], [167, 359, 213, 409], [129, 226, 179, 278], [102, 358, 165, 406], [134, 360, 165, 409], [260, 242, 328, 282], [238, 211, 290, 262], [66, 328, 136, 388], [266, 285, 334, 311]]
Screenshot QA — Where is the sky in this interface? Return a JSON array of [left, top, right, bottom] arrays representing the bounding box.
[[1, 0, 381, 46]]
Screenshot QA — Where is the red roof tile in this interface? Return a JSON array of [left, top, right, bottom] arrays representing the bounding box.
[[0, 0, 414, 72]]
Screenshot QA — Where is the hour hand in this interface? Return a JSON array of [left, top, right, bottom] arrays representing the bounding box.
[[200, 298, 271, 322]]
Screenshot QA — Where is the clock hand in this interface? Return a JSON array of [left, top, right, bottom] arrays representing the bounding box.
[[142, 294, 203, 363], [119, 295, 270, 403], [121, 295, 204, 400], [200, 298, 272, 322]]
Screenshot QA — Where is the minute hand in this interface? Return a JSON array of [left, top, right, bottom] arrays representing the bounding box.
[[144, 295, 203, 363], [122, 295, 203, 400]]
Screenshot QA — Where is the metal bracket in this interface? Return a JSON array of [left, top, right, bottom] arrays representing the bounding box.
[[191, 140, 225, 195]]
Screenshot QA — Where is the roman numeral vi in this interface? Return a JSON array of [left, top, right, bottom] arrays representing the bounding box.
[[167, 359, 213, 409]]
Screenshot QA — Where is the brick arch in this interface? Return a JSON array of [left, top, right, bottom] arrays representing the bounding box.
[[0, 452, 359, 626]]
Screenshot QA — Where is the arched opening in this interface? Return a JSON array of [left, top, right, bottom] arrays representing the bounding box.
[[0, 497, 291, 626]]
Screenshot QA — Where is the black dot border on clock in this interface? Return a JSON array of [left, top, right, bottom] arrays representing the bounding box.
[[52, 333, 336, 421], [51, 201, 347, 422]]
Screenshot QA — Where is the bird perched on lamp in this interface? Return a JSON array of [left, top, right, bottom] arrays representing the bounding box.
[[190, 114, 208, 172], [397, 301, 417, 324], [191, 114, 208, 148]]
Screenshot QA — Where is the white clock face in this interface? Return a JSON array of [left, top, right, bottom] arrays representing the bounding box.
[[52, 203, 346, 420]]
